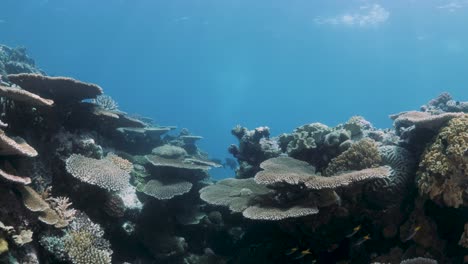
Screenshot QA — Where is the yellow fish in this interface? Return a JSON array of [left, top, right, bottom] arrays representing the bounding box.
[[293, 248, 312, 260], [285, 247, 298, 256], [353, 234, 371, 246], [346, 224, 361, 238], [404, 225, 421, 241]]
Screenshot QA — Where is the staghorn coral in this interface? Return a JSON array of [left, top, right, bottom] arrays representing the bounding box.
[[18, 186, 76, 228], [91, 94, 118, 111], [324, 138, 381, 175], [417, 115, 468, 208], [45, 197, 77, 228], [142, 179, 193, 200], [65, 154, 130, 192]]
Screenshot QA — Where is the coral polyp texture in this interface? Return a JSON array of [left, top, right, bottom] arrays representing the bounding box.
[[0, 46, 466, 263], [65, 154, 130, 192], [417, 115, 468, 208], [242, 205, 319, 220], [142, 179, 193, 200]]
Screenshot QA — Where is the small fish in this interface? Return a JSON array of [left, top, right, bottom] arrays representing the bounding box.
[[285, 247, 298, 255], [346, 225, 361, 238], [404, 225, 421, 241], [353, 234, 371, 246], [293, 248, 312, 260]]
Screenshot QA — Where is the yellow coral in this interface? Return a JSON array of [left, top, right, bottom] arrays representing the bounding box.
[[0, 237, 8, 255], [417, 115, 468, 208]]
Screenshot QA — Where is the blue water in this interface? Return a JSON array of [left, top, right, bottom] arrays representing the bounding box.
[[2, 0, 468, 178]]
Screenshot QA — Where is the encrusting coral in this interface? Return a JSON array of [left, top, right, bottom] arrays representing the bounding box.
[[417, 115, 468, 208]]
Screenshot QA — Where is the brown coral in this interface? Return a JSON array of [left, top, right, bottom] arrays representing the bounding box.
[[255, 156, 391, 190], [0, 129, 38, 157], [0, 85, 54, 106], [106, 153, 133, 173], [391, 110, 463, 131], [8, 73, 103, 102], [417, 115, 468, 208], [325, 138, 381, 175]]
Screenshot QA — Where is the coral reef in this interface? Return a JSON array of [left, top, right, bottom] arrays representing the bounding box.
[[0, 46, 466, 264], [417, 115, 468, 208], [0, 45, 44, 78]]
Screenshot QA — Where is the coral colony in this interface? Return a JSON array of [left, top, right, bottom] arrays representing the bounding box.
[[0, 45, 467, 263]]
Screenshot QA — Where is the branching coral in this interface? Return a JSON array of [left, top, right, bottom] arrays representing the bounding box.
[[18, 186, 76, 228], [46, 197, 77, 228], [91, 94, 118, 111], [66, 215, 112, 262], [417, 115, 468, 208]]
